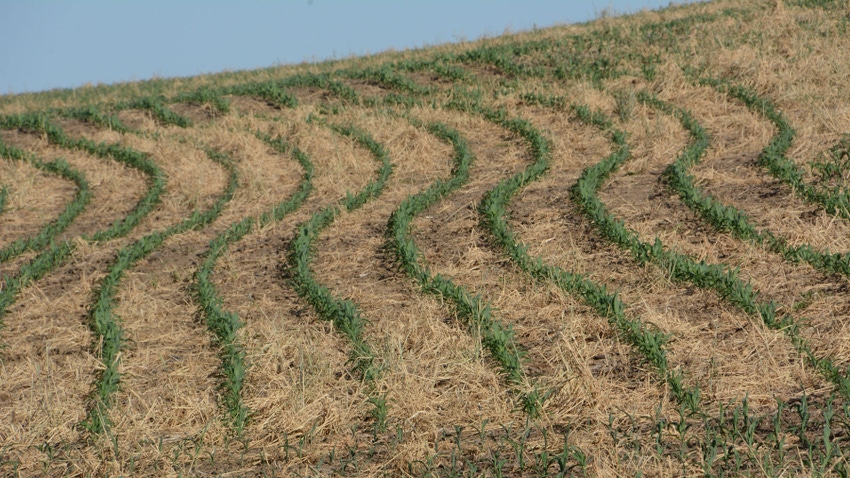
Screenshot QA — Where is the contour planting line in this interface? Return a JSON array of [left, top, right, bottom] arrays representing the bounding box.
[[691, 78, 850, 278], [83, 147, 239, 435], [331, 70, 544, 416], [569, 101, 850, 397], [0, 114, 92, 264], [284, 119, 392, 430], [194, 132, 313, 434], [636, 91, 850, 395], [385, 116, 547, 417], [471, 96, 700, 411], [0, 114, 167, 334]]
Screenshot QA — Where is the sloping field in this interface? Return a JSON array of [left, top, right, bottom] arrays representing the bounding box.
[[2, 0, 850, 475]]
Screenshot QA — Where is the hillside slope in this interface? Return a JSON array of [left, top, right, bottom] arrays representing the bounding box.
[[2, 0, 850, 475]]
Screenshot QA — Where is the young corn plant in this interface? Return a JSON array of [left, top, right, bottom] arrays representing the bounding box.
[[0, 185, 7, 217]]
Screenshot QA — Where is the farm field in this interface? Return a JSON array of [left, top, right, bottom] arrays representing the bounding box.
[[2, 0, 850, 475]]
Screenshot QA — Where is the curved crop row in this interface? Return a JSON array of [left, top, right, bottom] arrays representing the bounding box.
[[700, 77, 850, 220], [688, 79, 850, 279], [640, 92, 850, 391], [347, 71, 552, 416], [84, 148, 239, 435], [123, 96, 192, 128], [0, 115, 92, 263], [471, 96, 699, 412], [43, 112, 167, 242], [61, 105, 131, 134], [386, 116, 546, 417], [409, 61, 698, 412], [194, 133, 313, 433], [285, 120, 392, 429], [462, 40, 850, 398], [0, 114, 165, 333], [569, 101, 850, 398]]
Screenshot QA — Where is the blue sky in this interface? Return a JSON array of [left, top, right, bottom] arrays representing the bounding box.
[[0, 1, 700, 95]]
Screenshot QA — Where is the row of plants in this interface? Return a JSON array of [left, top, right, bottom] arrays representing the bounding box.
[[438, 34, 850, 397], [0, 114, 91, 264], [568, 99, 850, 398], [638, 92, 850, 397], [702, 77, 850, 219], [0, 185, 6, 216], [691, 77, 850, 278], [83, 147, 239, 435], [441, 39, 850, 472], [471, 95, 699, 412], [399, 62, 698, 413], [506, 84, 850, 473], [330, 70, 565, 418], [193, 132, 314, 434], [385, 116, 545, 416], [376, 61, 698, 417], [284, 119, 393, 432], [0, 112, 166, 336]]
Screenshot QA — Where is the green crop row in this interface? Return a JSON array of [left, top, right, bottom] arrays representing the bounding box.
[[285, 120, 392, 431], [173, 87, 231, 115], [61, 105, 131, 134], [686, 78, 850, 280], [42, 110, 166, 242], [570, 99, 850, 399], [194, 132, 313, 434], [281, 73, 360, 105], [702, 77, 850, 222], [0, 114, 93, 263], [344, 66, 554, 417], [219, 81, 298, 109], [340, 66, 434, 97], [0, 111, 166, 337], [471, 97, 699, 413], [123, 96, 192, 128], [84, 148, 239, 435], [0, 185, 7, 216], [385, 116, 548, 417]]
